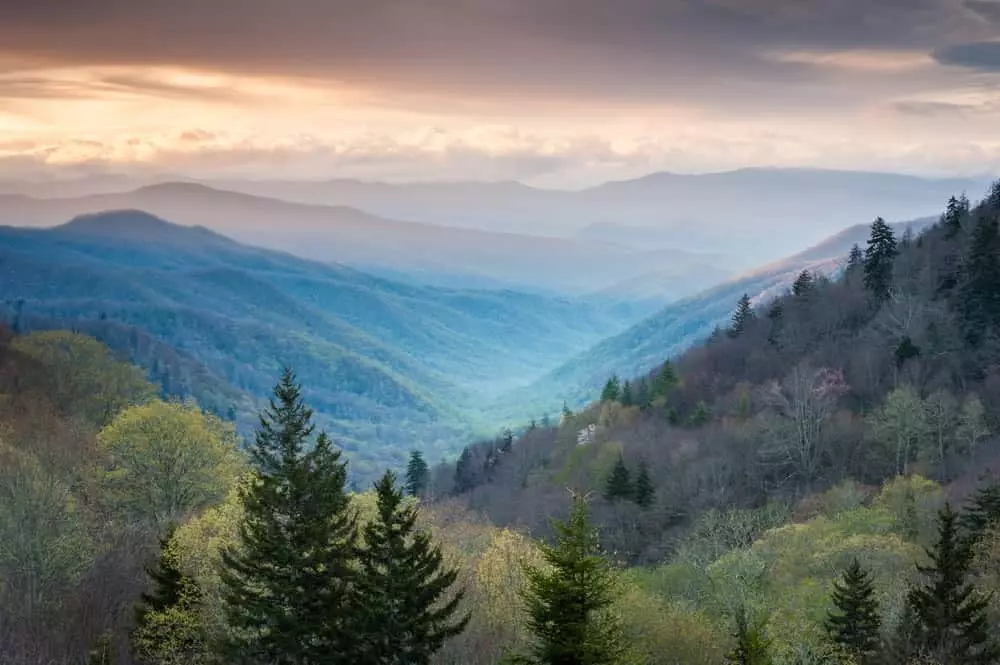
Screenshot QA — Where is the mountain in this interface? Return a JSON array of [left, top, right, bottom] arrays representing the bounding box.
[[0, 210, 652, 475], [500, 216, 935, 411], [0, 183, 730, 297]]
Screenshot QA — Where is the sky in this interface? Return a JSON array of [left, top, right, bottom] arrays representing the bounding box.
[[3, 0, 1000, 187]]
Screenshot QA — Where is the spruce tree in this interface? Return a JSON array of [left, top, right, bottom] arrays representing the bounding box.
[[959, 215, 1000, 344], [219, 369, 359, 664], [604, 455, 632, 502], [826, 558, 880, 663], [908, 504, 997, 664], [356, 471, 468, 665], [652, 361, 678, 400], [601, 375, 621, 402], [726, 605, 772, 665], [635, 377, 652, 410], [620, 380, 633, 407], [792, 269, 814, 296], [405, 450, 430, 497], [943, 195, 969, 239], [633, 460, 654, 508], [961, 481, 1000, 543], [863, 217, 898, 302], [453, 447, 476, 494], [135, 526, 185, 628], [562, 402, 574, 420], [729, 294, 755, 337], [847, 243, 864, 270], [515, 494, 628, 665]]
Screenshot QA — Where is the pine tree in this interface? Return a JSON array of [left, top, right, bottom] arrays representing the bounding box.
[[514, 494, 628, 665], [961, 482, 1000, 543], [601, 375, 621, 402], [726, 605, 772, 665], [135, 526, 185, 628], [847, 243, 864, 270], [959, 215, 1000, 344], [766, 302, 783, 346], [562, 402, 574, 420], [219, 369, 359, 664], [729, 294, 755, 337], [620, 380, 633, 407], [792, 269, 814, 296], [689, 400, 711, 427], [652, 361, 678, 400], [943, 195, 969, 239], [633, 460, 654, 508], [863, 217, 898, 303], [604, 455, 632, 502], [826, 558, 881, 663], [635, 377, 652, 410], [405, 450, 430, 497], [356, 471, 468, 665], [454, 447, 476, 494], [908, 504, 998, 664]]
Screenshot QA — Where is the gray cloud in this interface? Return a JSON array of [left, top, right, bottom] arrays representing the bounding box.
[[934, 40, 1000, 70]]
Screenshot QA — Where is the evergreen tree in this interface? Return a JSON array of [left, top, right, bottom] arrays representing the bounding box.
[[943, 195, 969, 239], [959, 215, 1000, 344], [405, 450, 430, 497], [601, 375, 621, 402], [135, 525, 185, 628], [562, 402, 574, 420], [633, 460, 654, 508], [826, 558, 881, 663], [689, 401, 711, 427], [454, 447, 476, 494], [651, 361, 678, 400], [604, 455, 632, 502], [863, 217, 898, 302], [908, 504, 997, 664], [500, 428, 514, 452], [766, 302, 784, 346], [726, 605, 772, 665], [514, 495, 628, 665], [635, 377, 652, 410], [729, 294, 755, 338], [792, 270, 814, 296], [356, 471, 468, 665], [620, 380, 633, 407], [961, 481, 1000, 543], [219, 369, 359, 664], [847, 243, 864, 270]]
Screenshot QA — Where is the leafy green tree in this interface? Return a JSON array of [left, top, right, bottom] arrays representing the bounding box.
[[601, 375, 622, 402], [725, 605, 772, 665], [825, 558, 880, 663], [604, 455, 632, 502], [219, 369, 359, 664], [869, 385, 928, 476], [514, 494, 628, 665], [98, 400, 243, 528], [729, 294, 755, 338], [863, 217, 898, 302], [909, 504, 998, 664], [405, 450, 430, 497], [633, 460, 654, 508], [356, 471, 468, 664], [792, 270, 814, 296], [956, 396, 990, 464], [620, 380, 634, 407], [959, 215, 1000, 344]]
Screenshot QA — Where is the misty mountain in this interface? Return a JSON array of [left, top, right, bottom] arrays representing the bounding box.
[[0, 183, 728, 299], [0, 210, 653, 474], [498, 216, 935, 412]]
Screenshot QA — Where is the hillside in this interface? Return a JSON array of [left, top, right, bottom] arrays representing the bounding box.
[[0, 183, 729, 298], [0, 210, 650, 476]]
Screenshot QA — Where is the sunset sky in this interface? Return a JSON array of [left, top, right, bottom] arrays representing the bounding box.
[[5, 0, 1000, 186]]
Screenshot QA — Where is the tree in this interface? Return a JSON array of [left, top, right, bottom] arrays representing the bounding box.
[[406, 450, 430, 497], [959, 216, 1000, 344], [956, 396, 990, 464], [792, 270, 814, 296], [604, 455, 632, 502], [514, 494, 628, 665], [87, 633, 116, 665], [633, 460, 654, 508], [651, 361, 678, 401], [943, 194, 969, 239], [870, 385, 928, 476], [825, 558, 880, 663], [726, 605, 772, 665], [620, 380, 633, 407], [355, 471, 468, 664], [908, 504, 997, 664], [97, 399, 243, 528], [847, 243, 864, 270], [454, 447, 477, 494], [219, 369, 359, 664], [863, 217, 898, 302], [135, 526, 186, 627], [730, 294, 755, 337], [601, 375, 622, 402], [961, 482, 1000, 543], [635, 377, 652, 410], [562, 402, 574, 421]]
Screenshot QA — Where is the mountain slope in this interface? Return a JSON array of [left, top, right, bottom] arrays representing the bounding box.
[[0, 210, 650, 475], [0, 184, 730, 297]]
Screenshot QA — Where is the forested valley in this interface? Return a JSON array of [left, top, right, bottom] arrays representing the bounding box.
[[6, 182, 1000, 665]]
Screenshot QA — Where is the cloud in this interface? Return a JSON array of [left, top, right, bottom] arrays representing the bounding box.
[[934, 40, 1000, 71], [965, 0, 1000, 22]]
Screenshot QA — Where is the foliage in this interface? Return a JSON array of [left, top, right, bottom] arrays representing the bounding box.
[[730, 294, 755, 338], [726, 604, 773, 665], [826, 558, 881, 663], [633, 461, 654, 508], [863, 217, 898, 302], [407, 449, 431, 496], [604, 455, 633, 502]]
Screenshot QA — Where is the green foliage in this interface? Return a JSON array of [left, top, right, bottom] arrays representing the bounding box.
[[605, 455, 633, 502], [406, 450, 430, 497], [826, 558, 881, 663], [908, 504, 998, 664], [516, 495, 629, 665], [869, 385, 928, 476], [86, 632, 116, 665], [356, 471, 468, 664], [601, 375, 622, 402], [98, 400, 243, 528], [219, 369, 360, 663], [651, 361, 678, 402], [633, 460, 654, 508], [620, 380, 634, 407], [13, 330, 155, 427], [726, 605, 773, 665], [863, 217, 898, 302], [729, 294, 755, 338], [962, 482, 1000, 542], [959, 215, 1000, 344]]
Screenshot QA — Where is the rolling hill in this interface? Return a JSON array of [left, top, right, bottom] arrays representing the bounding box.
[[0, 209, 654, 477]]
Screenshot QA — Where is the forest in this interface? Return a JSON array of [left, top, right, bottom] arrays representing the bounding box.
[[4, 182, 1000, 664]]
